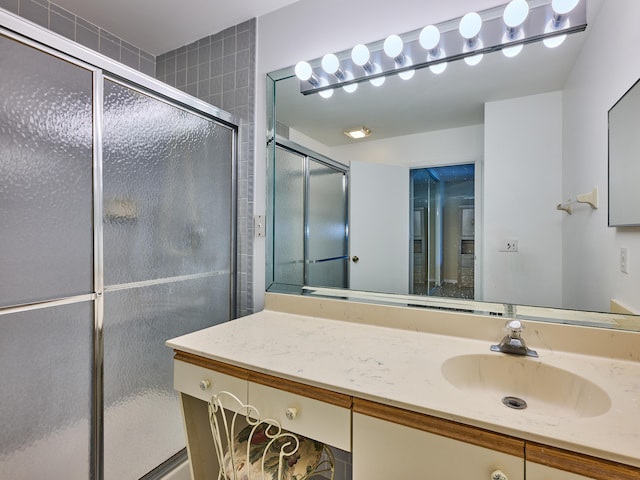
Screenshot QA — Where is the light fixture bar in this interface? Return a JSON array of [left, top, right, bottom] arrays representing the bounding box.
[[298, 0, 586, 95]]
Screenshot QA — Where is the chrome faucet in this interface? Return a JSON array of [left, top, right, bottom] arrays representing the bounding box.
[[490, 319, 538, 357]]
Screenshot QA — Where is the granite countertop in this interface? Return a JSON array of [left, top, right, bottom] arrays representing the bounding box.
[[167, 309, 640, 469]]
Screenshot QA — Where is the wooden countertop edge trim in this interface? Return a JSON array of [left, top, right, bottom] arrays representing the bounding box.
[[173, 350, 352, 409], [174, 351, 250, 380], [247, 370, 353, 409], [353, 398, 524, 458], [526, 442, 640, 480]]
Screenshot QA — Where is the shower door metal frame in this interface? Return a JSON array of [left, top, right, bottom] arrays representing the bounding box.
[[275, 137, 349, 288], [0, 9, 239, 480]]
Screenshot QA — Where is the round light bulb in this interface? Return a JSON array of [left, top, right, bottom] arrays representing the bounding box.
[[543, 20, 567, 48], [342, 71, 358, 93], [351, 44, 370, 66], [419, 25, 440, 51], [544, 33, 566, 48], [368, 64, 386, 87], [502, 29, 524, 57], [383, 34, 404, 58], [459, 12, 482, 39], [370, 76, 385, 87], [503, 0, 529, 28], [502, 44, 523, 57], [464, 53, 483, 66], [399, 69, 415, 81], [321, 53, 340, 75], [552, 0, 580, 15], [294, 61, 313, 81], [317, 78, 334, 99], [429, 62, 447, 74], [396, 56, 414, 80], [343, 83, 358, 93]]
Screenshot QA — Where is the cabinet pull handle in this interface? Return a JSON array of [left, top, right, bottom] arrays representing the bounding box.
[[490, 470, 508, 480], [199, 379, 211, 391], [285, 407, 298, 420]]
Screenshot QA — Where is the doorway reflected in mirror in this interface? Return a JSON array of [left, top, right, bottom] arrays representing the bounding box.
[[411, 165, 475, 300]]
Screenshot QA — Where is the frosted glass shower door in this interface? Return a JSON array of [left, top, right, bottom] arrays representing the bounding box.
[[273, 146, 305, 286], [0, 34, 94, 308], [0, 34, 94, 480], [102, 79, 235, 480], [307, 159, 348, 288]]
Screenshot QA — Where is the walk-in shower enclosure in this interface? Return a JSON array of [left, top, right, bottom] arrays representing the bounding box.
[[0, 11, 237, 480]]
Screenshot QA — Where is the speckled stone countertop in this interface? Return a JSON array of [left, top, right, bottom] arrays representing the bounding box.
[[167, 294, 640, 469]]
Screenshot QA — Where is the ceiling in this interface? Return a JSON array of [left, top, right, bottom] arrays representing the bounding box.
[[52, 0, 302, 56]]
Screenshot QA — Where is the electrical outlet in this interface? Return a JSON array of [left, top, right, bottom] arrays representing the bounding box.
[[620, 247, 629, 274], [500, 240, 518, 252]]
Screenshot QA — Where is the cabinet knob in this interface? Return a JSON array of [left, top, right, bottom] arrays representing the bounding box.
[[490, 470, 508, 480], [285, 407, 298, 420], [199, 379, 211, 391]]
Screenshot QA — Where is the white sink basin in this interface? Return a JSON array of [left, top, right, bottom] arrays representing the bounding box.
[[441, 354, 611, 418]]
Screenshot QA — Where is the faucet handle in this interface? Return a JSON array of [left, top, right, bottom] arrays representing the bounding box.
[[505, 319, 523, 338]]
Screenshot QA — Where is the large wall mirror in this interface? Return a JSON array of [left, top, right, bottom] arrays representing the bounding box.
[[609, 77, 640, 227], [265, 0, 640, 331]]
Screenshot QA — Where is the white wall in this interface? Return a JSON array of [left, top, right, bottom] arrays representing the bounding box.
[[562, 0, 640, 313], [255, 0, 505, 309], [483, 91, 564, 308]]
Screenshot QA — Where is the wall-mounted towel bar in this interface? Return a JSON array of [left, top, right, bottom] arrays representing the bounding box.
[[557, 187, 598, 214]]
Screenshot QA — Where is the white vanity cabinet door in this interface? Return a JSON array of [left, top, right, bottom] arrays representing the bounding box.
[[353, 412, 525, 480], [248, 381, 352, 452], [526, 462, 595, 480]]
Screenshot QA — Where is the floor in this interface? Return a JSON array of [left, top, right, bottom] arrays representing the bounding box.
[[413, 282, 475, 300]]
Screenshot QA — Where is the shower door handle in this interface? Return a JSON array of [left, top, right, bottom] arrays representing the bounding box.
[[352, 256, 359, 263], [307, 255, 349, 264]]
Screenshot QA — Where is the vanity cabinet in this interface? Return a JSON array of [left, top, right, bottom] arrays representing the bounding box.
[[352, 399, 525, 480], [247, 381, 351, 452], [172, 350, 640, 480], [527, 463, 594, 480]]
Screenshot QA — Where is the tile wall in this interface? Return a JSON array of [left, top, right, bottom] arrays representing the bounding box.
[[0, 0, 155, 76]]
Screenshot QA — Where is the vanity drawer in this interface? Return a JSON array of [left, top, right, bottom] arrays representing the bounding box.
[[248, 381, 352, 452], [174, 359, 247, 406]]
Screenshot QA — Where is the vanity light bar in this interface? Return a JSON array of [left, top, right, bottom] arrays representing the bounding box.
[[296, 0, 586, 96]]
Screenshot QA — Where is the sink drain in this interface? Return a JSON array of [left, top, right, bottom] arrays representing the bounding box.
[[502, 396, 527, 410]]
